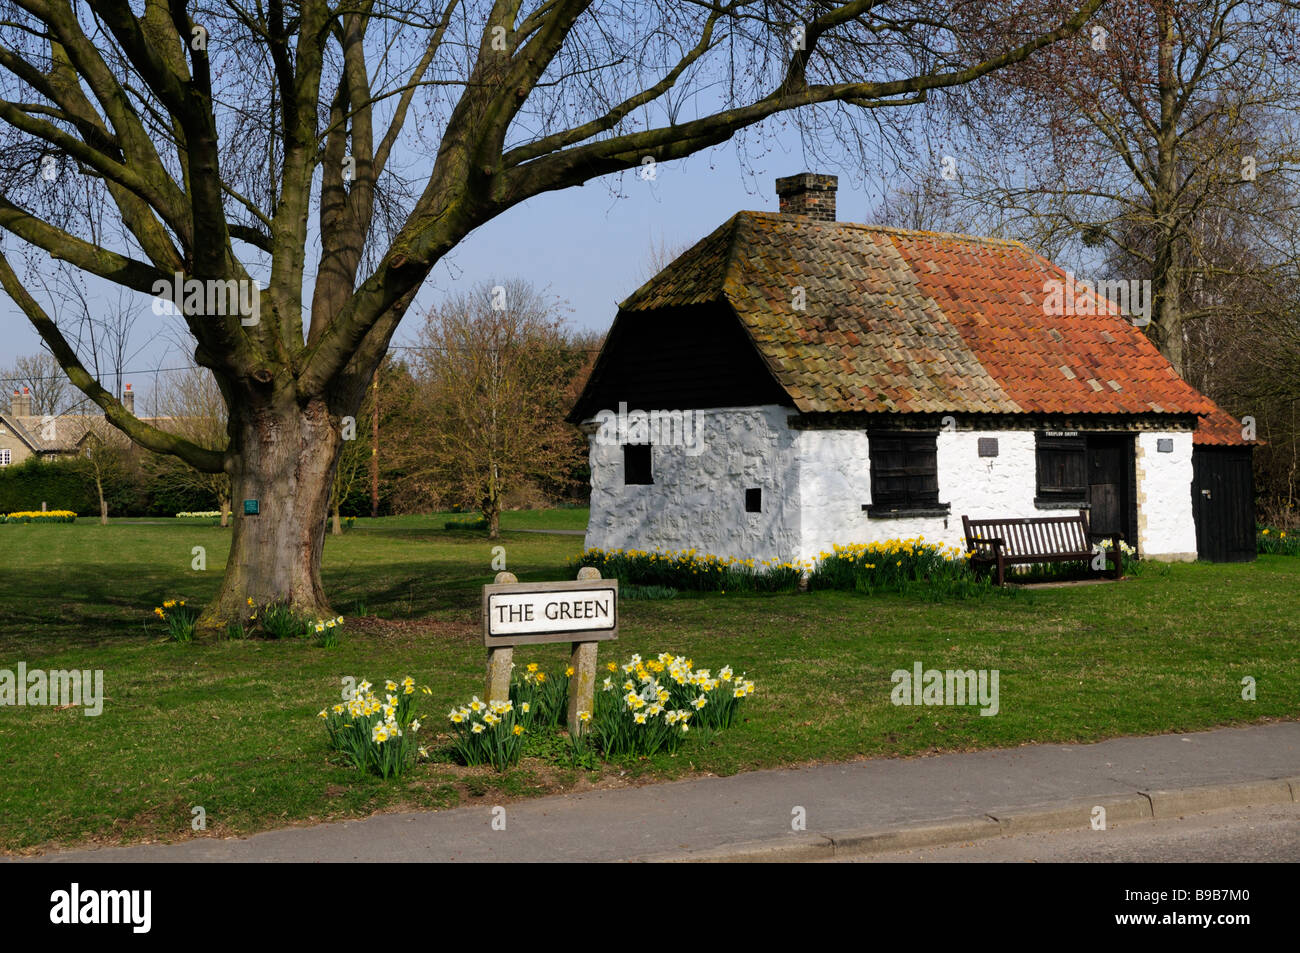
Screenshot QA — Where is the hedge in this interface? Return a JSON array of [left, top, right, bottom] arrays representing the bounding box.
[[0, 458, 95, 514], [0, 456, 217, 517]]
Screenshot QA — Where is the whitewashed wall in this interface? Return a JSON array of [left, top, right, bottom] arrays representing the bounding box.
[[795, 429, 1042, 562], [586, 411, 1198, 563], [584, 405, 800, 563], [1135, 431, 1196, 560]]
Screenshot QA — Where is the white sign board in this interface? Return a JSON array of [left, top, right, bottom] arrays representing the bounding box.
[[481, 579, 619, 647]]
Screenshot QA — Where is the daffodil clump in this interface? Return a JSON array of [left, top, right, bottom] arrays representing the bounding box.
[[509, 662, 570, 729], [1096, 537, 1142, 575], [174, 511, 222, 518], [152, 598, 197, 642], [1, 510, 76, 523], [446, 696, 527, 771], [592, 652, 755, 757], [312, 615, 346, 647], [320, 676, 428, 779], [808, 537, 980, 596], [1258, 526, 1300, 556], [570, 547, 808, 593], [254, 600, 313, 639]]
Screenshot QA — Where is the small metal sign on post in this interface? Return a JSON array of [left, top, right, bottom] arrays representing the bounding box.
[[482, 568, 617, 738]]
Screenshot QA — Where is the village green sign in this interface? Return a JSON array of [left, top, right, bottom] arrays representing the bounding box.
[[481, 573, 618, 738], [482, 579, 618, 646]]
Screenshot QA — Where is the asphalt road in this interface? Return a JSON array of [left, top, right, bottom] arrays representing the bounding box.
[[831, 802, 1300, 862]]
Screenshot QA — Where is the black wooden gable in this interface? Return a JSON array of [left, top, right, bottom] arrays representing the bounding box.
[[568, 302, 792, 422]]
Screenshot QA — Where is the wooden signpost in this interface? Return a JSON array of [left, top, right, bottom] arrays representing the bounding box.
[[482, 567, 617, 737]]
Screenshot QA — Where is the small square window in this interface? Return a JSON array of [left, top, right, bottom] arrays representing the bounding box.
[[0, 449, 9, 467], [1157, 438, 1173, 453], [623, 444, 653, 485], [977, 437, 999, 457], [745, 487, 762, 513]]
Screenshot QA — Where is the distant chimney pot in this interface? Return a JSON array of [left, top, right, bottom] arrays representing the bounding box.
[[776, 173, 838, 222], [123, 384, 135, 413]]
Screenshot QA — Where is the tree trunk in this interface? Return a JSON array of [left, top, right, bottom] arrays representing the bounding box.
[[1154, 287, 1183, 375], [1150, 3, 1184, 377], [486, 460, 500, 539], [96, 474, 107, 525], [331, 502, 342, 536], [220, 496, 230, 528], [199, 393, 341, 631]]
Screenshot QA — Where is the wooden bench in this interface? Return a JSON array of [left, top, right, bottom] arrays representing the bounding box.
[[961, 510, 1121, 586]]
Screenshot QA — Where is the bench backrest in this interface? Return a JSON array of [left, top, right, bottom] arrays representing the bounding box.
[[962, 511, 1091, 558]]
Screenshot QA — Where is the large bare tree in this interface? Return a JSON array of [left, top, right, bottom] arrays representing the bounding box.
[[946, 0, 1300, 374], [0, 0, 1104, 626]]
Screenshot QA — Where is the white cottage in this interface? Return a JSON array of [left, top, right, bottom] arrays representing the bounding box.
[[569, 174, 1254, 566]]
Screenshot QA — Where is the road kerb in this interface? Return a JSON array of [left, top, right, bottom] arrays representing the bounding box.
[[824, 814, 1002, 856], [638, 834, 835, 864], [648, 778, 1299, 862], [987, 793, 1152, 834], [1139, 779, 1294, 819]]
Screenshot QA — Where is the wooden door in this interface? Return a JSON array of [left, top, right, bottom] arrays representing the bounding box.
[[1086, 436, 1129, 542], [1192, 448, 1256, 562]]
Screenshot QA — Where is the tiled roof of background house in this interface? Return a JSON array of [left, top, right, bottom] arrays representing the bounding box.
[[3, 414, 172, 453], [8, 415, 120, 451], [621, 212, 1218, 420]]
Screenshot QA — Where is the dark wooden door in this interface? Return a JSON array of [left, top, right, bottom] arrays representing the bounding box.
[[1192, 448, 1256, 562], [1086, 436, 1129, 541]]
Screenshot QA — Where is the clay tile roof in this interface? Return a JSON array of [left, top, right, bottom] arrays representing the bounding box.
[[1194, 401, 1256, 447], [621, 212, 1216, 418], [11, 414, 168, 452], [12, 414, 104, 451]]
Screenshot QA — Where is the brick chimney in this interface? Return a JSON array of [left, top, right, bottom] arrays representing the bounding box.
[[123, 383, 134, 414], [12, 386, 33, 416], [9, 390, 19, 416], [776, 172, 837, 221]]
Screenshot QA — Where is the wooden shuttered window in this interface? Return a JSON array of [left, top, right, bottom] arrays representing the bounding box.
[[867, 432, 943, 514], [1035, 432, 1086, 503]]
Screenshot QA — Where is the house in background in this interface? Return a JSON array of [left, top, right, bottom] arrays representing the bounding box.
[[0, 383, 141, 466], [569, 173, 1256, 565]]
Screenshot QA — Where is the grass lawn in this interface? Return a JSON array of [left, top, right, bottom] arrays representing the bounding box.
[[0, 511, 1297, 853]]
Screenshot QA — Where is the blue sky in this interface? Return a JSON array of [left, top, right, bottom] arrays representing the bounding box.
[[0, 135, 890, 399]]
